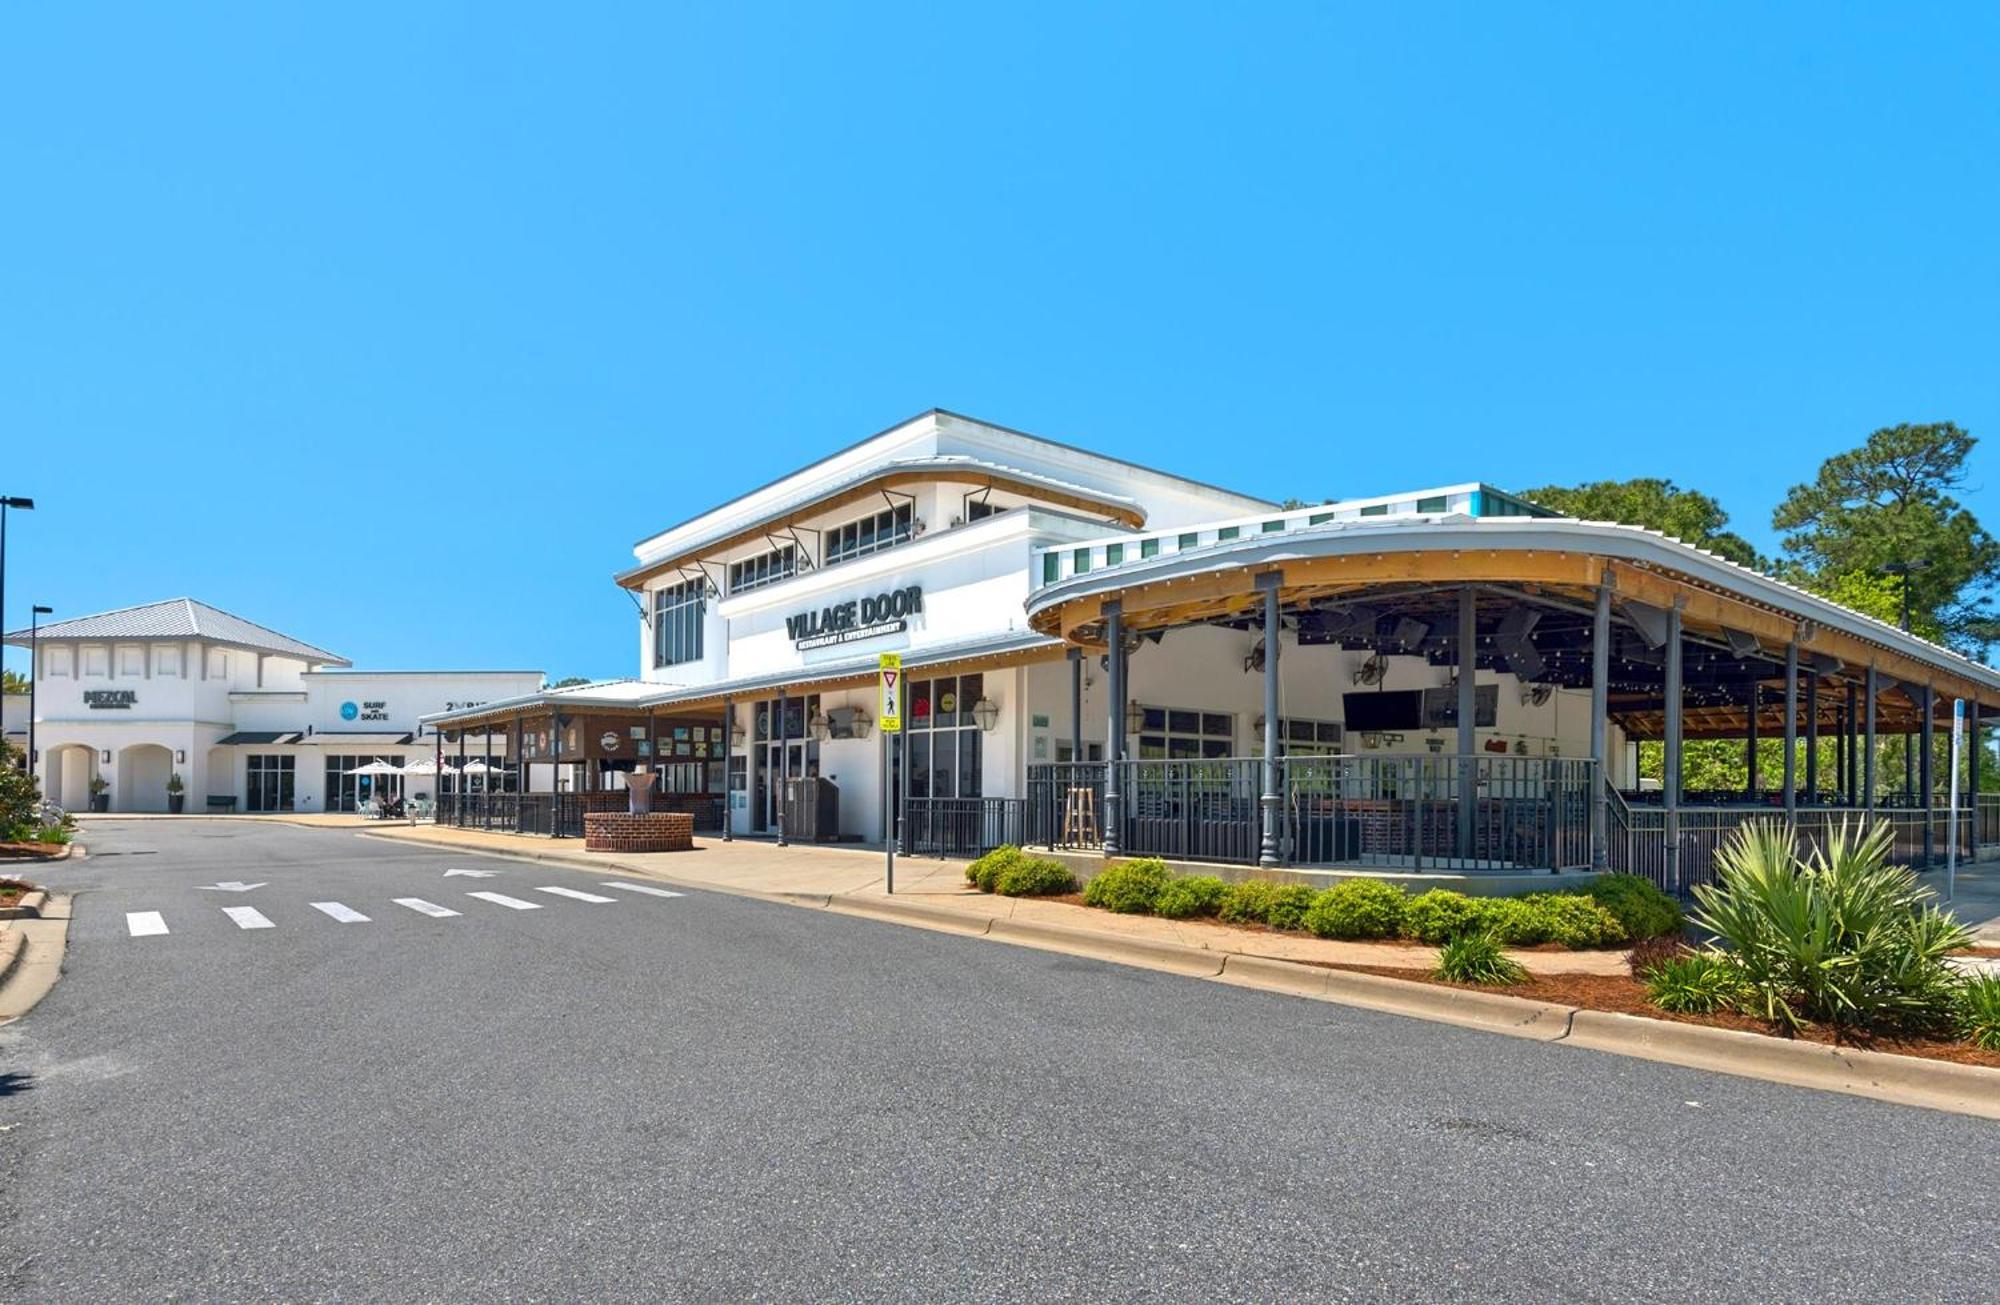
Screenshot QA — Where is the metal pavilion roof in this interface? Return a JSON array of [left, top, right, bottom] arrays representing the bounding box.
[[2, 598, 349, 666]]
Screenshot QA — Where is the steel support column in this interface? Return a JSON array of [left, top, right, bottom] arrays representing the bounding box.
[[1589, 580, 1611, 870], [1846, 682, 1859, 805], [1972, 701, 1982, 858], [1804, 672, 1819, 803], [1068, 647, 1083, 767], [1922, 684, 1936, 867], [1664, 604, 1684, 893], [720, 697, 733, 841], [776, 691, 789, 847], [1257, 571, 1283, 868], [1783, 642, 1798, 819], [1103, 601, 1124, 858], [1456, 586, 1477, 860], [513, 710, 525, 832], [1746, 685, 1761, 800], [1865, 669, 1878, 819]]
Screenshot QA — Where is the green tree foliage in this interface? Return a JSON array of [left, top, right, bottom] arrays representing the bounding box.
[[1, 669, 28, 695], [546, 676, 592, 689], [1773, 422, 2000, 649], [1514, 478, 1760, 568], [0, 739, 41, 838]]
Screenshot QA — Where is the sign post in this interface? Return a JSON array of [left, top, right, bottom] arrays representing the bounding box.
[[1948, 698, 1964, 902], [879, 653, 903, 894]]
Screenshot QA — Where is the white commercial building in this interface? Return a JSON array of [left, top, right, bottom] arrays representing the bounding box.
[[3, 598, 541, 814]]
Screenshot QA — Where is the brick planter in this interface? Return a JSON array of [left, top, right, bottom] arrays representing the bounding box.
[[582, 811, 694, 853]]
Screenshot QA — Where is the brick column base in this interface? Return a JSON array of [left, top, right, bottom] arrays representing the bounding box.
[[582, 811, 694, 853]]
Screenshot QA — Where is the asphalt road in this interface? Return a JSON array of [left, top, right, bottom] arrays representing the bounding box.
[[2, 821, 1997, 1304]]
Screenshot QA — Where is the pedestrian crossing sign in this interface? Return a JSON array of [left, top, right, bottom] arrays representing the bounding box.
[[879, 653, 902, 733]]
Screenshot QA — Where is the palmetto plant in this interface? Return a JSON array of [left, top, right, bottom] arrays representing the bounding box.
[[1694, 820, 1971, 1035]]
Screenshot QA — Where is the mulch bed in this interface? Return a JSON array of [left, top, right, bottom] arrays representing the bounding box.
[[1310, 960, 2000, 1070], [0, 841, 68, 862], [0, 876, 35, 908]]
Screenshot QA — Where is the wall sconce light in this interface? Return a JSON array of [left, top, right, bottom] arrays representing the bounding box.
[[808, 710, 831, 742], [101, 750, 112, 764], [175, 750, 186, 763], [729, 721, 747, 746], [972, 697, 1000, 732]]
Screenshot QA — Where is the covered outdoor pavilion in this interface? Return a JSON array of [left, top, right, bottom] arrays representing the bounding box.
[[1023, 516, 2000, 892]]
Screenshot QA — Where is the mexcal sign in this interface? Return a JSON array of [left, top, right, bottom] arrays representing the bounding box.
[[786, 585, 923, 651]]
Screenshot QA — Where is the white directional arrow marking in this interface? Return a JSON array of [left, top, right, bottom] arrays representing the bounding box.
[[197, 881, 267, 892], [443, 868, 500, 878]]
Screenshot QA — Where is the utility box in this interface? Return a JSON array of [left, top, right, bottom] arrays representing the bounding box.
[[783, 776, 841, 843]]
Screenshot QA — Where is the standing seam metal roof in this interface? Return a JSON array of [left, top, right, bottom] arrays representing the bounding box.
[[1, 597, 350, 665]]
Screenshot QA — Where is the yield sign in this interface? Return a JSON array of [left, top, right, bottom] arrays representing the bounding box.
[[879, 652, 903, 733]]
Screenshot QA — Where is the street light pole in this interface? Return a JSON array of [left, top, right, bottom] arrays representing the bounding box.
[[29, 605, 50, 783], [0, 497, 36, 679]]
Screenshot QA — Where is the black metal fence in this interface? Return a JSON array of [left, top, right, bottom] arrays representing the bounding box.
[[902, 797, 1025, 858], [1606, 789, 1981, 897], [1022, 754, 1596, 873]]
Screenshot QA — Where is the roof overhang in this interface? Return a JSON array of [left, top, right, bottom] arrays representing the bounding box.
[[615, 458, 1147, 591], [1025, 517, 2000, 710]]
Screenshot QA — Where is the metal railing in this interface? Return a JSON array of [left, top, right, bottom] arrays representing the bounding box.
[[1023, 754, 1595, 873], [1024, 762, 1107, 849], [902, 797, 1024, 858], [1605, 784, 1979, 897]]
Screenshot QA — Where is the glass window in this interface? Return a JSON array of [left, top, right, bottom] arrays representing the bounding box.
[[1360, 504, 1389, 517], [1308, 511, 1336, 525], [1135, 704, 1233, 758], [1105, 543, 1124, 565], [1140, 537, 1160, 559], [653, 580, 706, 668], [1178, 533, 1198, 550], [728, 546, 797, 594], [1043, 552, 1060, 584], [1276, 716, 1345, 757], [246, 754, 296, 812], [1072, 548, 1091, 574], [825, 502, 914, 565], [1217, 526, 1240, 541], [1262, 521, 1285, 533], [1417, 495, 1449, 513], [966, 499, 1002, 522]]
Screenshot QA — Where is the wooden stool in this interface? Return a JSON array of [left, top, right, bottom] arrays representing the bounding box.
[[1062, 785, 1099, 846]]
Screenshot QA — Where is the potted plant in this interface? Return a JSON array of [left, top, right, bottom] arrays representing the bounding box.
[[88, 775, 110, 813], [166, 772, 186, 814]]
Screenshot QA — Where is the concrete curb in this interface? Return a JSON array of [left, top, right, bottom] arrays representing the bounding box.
[[0, 929, 24, 990], [986, 917, 1228, 976], [1564, 1010, 2000, 1119], [358, 824, 2000, 1116], [828, 897, 995, 935], [0, 889, 50, 920]]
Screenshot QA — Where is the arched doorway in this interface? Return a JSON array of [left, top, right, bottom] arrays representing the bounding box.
[[48, 744, 96, 812], [116, 743, 175, 813]]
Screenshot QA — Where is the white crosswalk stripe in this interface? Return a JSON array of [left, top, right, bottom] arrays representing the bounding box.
[[532, 885, 616, 904], [395, 897, 461, 918], [311, 901, 371, 923], [127, 911, 169, 937], [222, 906, 274, 930], [601, 881, 685, 899], [466, 891, 542, 911]]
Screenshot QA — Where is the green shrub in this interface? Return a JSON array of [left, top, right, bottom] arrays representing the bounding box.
[[1153, 875, 1230, 919], [1400, 890, 1490, 944], [1218, 879, 1282, 925], [1502, 894, 1626, 948], [993, 857, 1075, 898], [1261, 884, 1319, 931], [1082, 857, 1173, 914], [966, 845, 1025, 893], [1587, 873, 1683, 940], [1644, 951, 1749, 1014], [1957, 975, 2000, 1050], [1434, 932, 1528, 986], [1302, 879, 1408, 939], [1695, 820, 1973, 1035]]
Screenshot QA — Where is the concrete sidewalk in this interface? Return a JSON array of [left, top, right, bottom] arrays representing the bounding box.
[[363, 823, 1635, 976]]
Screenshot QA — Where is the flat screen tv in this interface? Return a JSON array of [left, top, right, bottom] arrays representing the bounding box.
[[1342, 689, 1424, 732]]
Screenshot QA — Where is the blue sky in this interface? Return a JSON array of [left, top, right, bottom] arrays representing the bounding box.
[[4, 5, 1997, 680]]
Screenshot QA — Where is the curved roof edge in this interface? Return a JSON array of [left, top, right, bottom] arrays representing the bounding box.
[[1024, 516, 2000, 694]]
